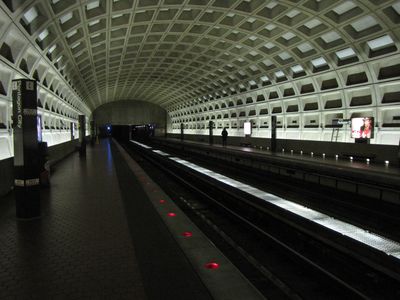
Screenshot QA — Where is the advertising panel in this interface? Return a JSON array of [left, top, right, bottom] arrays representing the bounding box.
[[351, 117, 374, 139], [244, 121, 251, 136]]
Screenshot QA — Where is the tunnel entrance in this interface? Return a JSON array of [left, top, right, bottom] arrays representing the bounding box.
[[100, 123, 156, 142]]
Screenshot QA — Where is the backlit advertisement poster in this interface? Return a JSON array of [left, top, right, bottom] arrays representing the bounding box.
[[244, 121, 251, 136], [351, 117, 374, 139], [37, 115, 42, 142]]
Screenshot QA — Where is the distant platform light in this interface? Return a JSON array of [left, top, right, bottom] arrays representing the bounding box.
[[311, 152, 314, 157], [322, 153, 326, 159], [300, 150, 303, 155], [385, 160, 389, 166], [205, 262, 219, 269], [366, 158, 370, 164], [335, 154, 339, 160], [349, 156, 353, 161]]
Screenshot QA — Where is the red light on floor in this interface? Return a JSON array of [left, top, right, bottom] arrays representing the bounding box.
[[168, 212, 176, 217], [159, 199, 166, 204], [205, 262, 219, 269], [182, 231, 193, 237]]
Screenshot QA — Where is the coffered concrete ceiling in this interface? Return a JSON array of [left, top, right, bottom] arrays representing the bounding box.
[[1, 0, 399, 112]]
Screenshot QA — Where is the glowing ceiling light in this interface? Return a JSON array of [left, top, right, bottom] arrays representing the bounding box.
[[367, 35, 394, 51], [311, 57, 327, 67], [66, 29, 78, 39], [333, 0, 357, 15], [23, 7, 38, 24], [60, 12, 73, 24], [304, 18, 322, 29], [321, 31, 341, 43], [335, 47, 356, 60], [297, 42, 313, 53], [291, 64, 304, 73], [393, 2, 400, 14], [86, 0, 100, 10], [71, 42, 81, 49], [48, 45, 56, 54], [265, 24, 276, 31], [281, 32, 296, 40], [286, 9, 300, 18], [351, 16, 377, 32], [38, 29, 49, 41], [275, 70, 285, 78], [89, 19, 100, 26], [279, 52, 291, 60]]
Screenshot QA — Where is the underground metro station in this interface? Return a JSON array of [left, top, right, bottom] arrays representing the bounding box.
[[0, 0, 400, 299]]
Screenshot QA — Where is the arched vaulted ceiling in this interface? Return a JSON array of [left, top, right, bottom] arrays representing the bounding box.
[[1, 0, 400, 113]]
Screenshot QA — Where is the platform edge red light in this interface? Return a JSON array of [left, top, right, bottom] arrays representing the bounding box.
[[204, 262, 219, 269]]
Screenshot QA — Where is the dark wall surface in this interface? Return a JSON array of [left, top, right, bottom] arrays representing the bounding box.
[[92, 100, 167, 136], [0, 157, 13, 197]]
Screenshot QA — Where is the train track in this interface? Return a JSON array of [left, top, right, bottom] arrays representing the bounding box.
[[123, 140, 400, 299], [151, 139, 400, 243]]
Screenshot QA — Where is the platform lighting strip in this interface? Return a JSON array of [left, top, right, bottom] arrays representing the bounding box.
[[130, 140, 152, 149], [130, 141, 400, 259], [152, 149, 170, 156]]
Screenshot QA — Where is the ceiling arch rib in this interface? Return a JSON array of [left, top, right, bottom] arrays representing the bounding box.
[[1, 0, 399, 113]]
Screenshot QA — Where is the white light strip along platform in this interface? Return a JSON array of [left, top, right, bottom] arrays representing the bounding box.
[[130, 140, 152, 149], [132, 141, 400, 259], [152, 149, 170, 156]]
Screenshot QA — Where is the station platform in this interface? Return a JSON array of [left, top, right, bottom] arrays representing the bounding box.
[[0, 139, 263, 299], [151, 137, 400, 204], [158, 137, 400, 176]]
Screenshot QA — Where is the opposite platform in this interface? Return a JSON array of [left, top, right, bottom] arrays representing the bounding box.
[[151, 137, 400, 204]]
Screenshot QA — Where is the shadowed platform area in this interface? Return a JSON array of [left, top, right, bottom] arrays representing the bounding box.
[[0, 139, 213, 299]]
